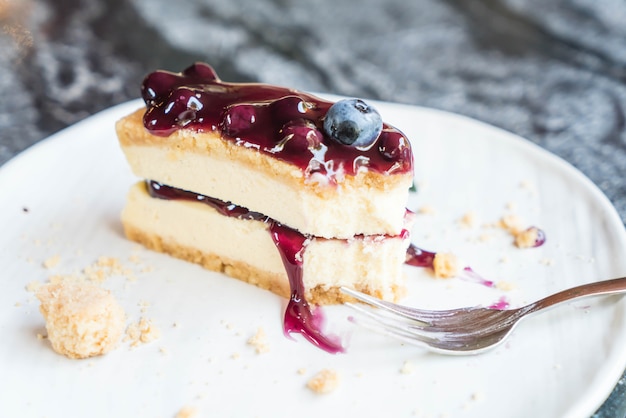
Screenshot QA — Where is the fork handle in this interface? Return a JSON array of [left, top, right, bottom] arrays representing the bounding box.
[[525, 276, 626, 314]]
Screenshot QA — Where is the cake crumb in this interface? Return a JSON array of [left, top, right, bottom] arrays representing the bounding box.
[[247, 327, 270, 354], [515, 227, 539, 248], [36, 282, 125, 359], [96, 256, 121, 268], [496, 281, 516, 291], [307, 369, 340, 394], [478, 232, 495, 243], [432, 253, 460, 279], [174, 406, 197, 418], [417, 205, 436, 215], [83, 256, 124, 282], [297, 368, 307, 375], [400, 360, 415, 375], [43, 255, 61, 269], [459, 211, 477, 228], [471, 391, 485, 402], [220, 320, 234, 330], [125, 317, 161, 347], [48, 273, 82, 285], [520, 179, 537, 194], [539, 258, 554, 266], [138, 300, 151, 313], [499, 214, 523, 236], [26, 280, 42, 292], [505, 201, 518, 211]]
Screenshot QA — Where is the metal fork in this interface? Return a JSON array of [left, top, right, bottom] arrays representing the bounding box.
[[340, 276, 626, 355]]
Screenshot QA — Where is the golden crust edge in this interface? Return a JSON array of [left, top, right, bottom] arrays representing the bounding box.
[[123, 222, 405, 305]]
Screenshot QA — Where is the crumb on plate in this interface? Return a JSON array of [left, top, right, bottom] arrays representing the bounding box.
[[125, 317, 160, 347], [400, 360, 415, 375], [459, 211, 477, 228], [495, 281, 516, 291], [43, 255, 61, 269], [499, 214, 523, 236], [417, 205, 436, 215], [247, 327, 270, 354], [175, 406, 197, 418], [432, 252, 460, 279], [307, 369, 340, 394], [514, 227, 539, 248], [36, 282, 125, 359]]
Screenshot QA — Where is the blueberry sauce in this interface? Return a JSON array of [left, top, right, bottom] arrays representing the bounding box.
[[147, 180, 344, 353], [147, 181, 266, 221], [488, 296, 510, 310], [141, 63, 412, 181], [406, 244, 494, 288], [526, 226, 546, 247], [405, 244, 436, 268], [459, 266, 495, 288], [269, 222, 344, 353]]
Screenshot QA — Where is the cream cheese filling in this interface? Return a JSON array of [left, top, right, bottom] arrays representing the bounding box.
[[121, 181, 411, 302]]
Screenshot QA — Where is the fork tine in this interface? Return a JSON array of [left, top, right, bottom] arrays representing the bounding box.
[[340, 286, 476, 325], [345, 302, 464, 339], [341, 287, 435, 324], [345, 302, 502, 354], [341, 287, 523, 336], [345, 302, 443, 348], [345, 302, 513, 354]]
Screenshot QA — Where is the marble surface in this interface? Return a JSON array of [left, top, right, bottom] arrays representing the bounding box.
[[1, 0, 625, 416]]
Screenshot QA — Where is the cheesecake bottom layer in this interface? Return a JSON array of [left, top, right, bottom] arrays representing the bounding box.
[[121, 182, 409, 305]]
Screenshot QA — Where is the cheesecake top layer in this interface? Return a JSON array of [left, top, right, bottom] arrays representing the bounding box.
[[141, 62, 413, 181]]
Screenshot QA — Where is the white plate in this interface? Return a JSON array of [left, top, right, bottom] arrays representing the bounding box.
[[1, 98, 625, 418]]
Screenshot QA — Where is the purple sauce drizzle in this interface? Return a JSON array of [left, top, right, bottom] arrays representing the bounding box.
[[525, 226, 546, 247], [147, 181, 266, 221], [269, 223, 344, 353], [459, 266, 495, 288], [405, 244, 436, 268], [406, 244, 494, 288], [488, 296, 511, 310], [140, 62, 412, 180], [147, 180, 343, 353]]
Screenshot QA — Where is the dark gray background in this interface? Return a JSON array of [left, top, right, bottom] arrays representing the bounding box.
[[1, 1, 624, 415]]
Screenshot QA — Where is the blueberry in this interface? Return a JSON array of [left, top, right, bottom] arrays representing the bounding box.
[[323, 99, 383, 148], [270, 96, 312, 124], [222, 104, 258, 136], [141, 71, 183, 106], [378, 132, 409, 160], [182, 62, 219, 80], [279, 119, 324, 150]]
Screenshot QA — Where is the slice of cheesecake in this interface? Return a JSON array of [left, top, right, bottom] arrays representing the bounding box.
[[116, 63, 414, 351]]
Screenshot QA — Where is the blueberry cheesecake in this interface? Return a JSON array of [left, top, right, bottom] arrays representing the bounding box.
[[116, 63, 414, 351]]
